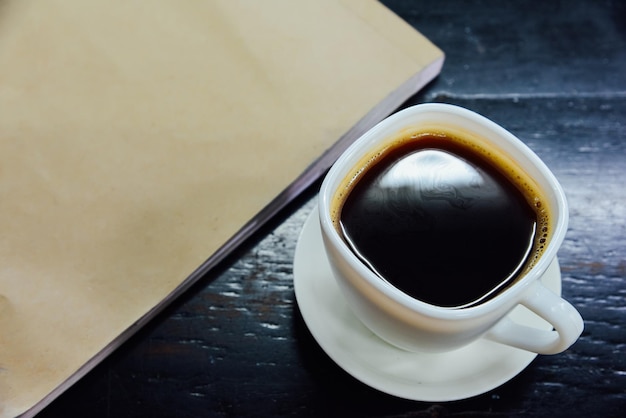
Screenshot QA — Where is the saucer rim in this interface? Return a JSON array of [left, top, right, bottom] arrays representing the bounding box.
[[293, 206, 561, 402]]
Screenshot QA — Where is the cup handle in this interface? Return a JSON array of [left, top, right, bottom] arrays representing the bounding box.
[[484, 281, 584, 354]]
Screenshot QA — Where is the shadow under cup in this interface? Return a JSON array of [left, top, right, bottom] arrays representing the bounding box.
[[319, 103, 580, 354]]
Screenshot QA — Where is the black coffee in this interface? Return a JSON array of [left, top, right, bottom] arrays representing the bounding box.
[[337, 132, 548, 308]]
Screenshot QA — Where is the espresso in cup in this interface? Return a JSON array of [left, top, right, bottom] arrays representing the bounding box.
[[320, 104, 582, 354], [330, 129, 550, 308]]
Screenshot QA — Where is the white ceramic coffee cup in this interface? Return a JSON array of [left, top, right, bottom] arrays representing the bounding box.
[[318, 103, 584, 354]]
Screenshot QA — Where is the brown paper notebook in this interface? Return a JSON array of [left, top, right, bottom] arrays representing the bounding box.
[[0, 1, 443, 416]]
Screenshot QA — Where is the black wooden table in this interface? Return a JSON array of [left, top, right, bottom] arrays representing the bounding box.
[[39, 1, 625, 417]]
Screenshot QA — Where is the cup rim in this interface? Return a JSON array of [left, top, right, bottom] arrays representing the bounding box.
[[319, 103, 569, 319]]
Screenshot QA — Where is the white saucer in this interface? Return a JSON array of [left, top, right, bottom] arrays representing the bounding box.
[[293, 206, 561, 402]]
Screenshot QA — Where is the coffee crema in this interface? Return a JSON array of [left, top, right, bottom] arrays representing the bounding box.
[[332, 130, 551, 308]]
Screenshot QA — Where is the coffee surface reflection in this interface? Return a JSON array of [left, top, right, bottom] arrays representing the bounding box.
[[339, 133, 540, 308]]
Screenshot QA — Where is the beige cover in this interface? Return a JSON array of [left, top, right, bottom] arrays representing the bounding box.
[[0, 1, 443, 416]]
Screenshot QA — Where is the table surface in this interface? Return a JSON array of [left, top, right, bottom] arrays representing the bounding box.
[[39, 1, 625, 417]]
